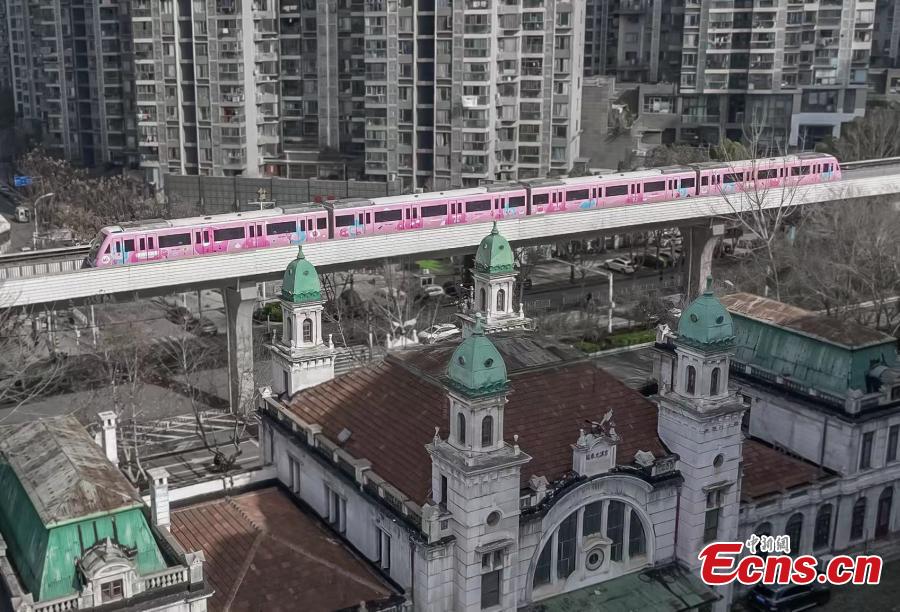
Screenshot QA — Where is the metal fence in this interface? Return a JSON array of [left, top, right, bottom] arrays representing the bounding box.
[[161, 174, 405, 216]]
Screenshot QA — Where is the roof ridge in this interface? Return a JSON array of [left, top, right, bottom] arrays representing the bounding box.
[[221, 530, 265, 611]]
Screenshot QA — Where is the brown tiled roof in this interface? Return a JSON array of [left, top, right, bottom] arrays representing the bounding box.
[[741, 439, 829, 502], [283, 346, 668, 505], [170, 488, 400, 612], [721, 293, 893, 348]]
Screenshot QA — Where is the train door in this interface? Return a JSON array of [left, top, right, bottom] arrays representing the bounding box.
[[449, 201, 463, 225], [107, 237, 125, 265], [195, 227, 212, 255], [495, 196, 505, 219], [136, 234, 160, 262], [247, 222, 265, 248], [404, 206, 420, 230], [629, 182, 640, 203]]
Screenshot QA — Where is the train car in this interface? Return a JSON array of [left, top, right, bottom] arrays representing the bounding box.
[[86, 206, 329, 267], [693, 153, 841, 197]]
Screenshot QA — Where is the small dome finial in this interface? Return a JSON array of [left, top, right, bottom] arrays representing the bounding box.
[[704, 276, 714, 294], [490, 221, 499, 235], [473, 313, 486, 335], [296, 244, 306, 259]]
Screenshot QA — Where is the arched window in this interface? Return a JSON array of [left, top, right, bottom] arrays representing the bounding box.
[[813, 505, 832, 549], [785, 513, 803, 553], [710, 367, 720, 395], [756, 522, 772, 558], [628, 510, 646, 557], [686, 365, 696, 395], [457, 412, 467, 445], [851, 497, 867, 540], [496, 288, 506, 312], [302, 318, 313, 343], [481, 415, 493, 447], [533, 540, 552, 588], [285, 317, 292, 342], [556, 513, 577, 579], [479, 288, 486, 311], [607, 501, 625, 562]]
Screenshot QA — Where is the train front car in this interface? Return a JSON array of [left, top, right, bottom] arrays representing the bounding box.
[[83, 230, 111, 268]]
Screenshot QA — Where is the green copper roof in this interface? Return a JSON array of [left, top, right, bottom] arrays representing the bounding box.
[[281, 245, 322, 303], [0, 418, 167, 601], [677, 277, 735, 351], [474, 222, 515, 275], [447, 316, 508, 396]]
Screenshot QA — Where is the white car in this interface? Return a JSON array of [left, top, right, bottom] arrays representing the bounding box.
[[604, 258, 636, 274], [418, 323, 461, 344], [422, 284, 445, 298]]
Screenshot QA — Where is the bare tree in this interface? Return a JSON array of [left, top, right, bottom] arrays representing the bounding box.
[[157, 331, 251, 475], [816, 107, 900, 162], [783, 198, 900, 334]]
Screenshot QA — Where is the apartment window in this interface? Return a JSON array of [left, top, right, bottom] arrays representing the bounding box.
[[377, 529, 391, 571], [860, 432, 874, 470], [326, 485, 346, 533], [100, 580, 124, 603], [888, 426, 899, 463]]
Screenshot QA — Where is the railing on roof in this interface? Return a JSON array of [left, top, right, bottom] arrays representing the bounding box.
[[142, 566, 189, 590], [32, 595, 79, 612]]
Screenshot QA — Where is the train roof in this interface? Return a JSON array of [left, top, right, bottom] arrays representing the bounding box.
[[324, 198, 375, 210], [370, 187, 487, 207], [105, 205, 325, 234]]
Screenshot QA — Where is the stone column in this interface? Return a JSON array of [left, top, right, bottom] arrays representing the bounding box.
[[224, 282, 258, 414], [680, 223, 724, 302]]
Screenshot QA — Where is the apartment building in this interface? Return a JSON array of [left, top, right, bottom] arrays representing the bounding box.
[[0, 2, 12, 94], [6, 0, 136, 166], [586, 0, 874, 152]]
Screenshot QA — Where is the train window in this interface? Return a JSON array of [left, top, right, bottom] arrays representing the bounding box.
[[195, 231, 201, 243], [300, 220, 306, 232], [140, 239, 146, 250], [267, 220, 296, 236], [374, 209, 403, 223], [159, 233, 192, 248], [214, 227, 245, 241], [723, 173, 743, 184], [124, 239, 135, 251], [532, 193, 549, 205], [422, 204, 448, 217], [148, 237, 155, 249], [467, 199, 491, 212], [605, 184, 628, 197], [701, 176, 709, 186], [757, 168, 778, 179], [566, 189, 590, 201], [644, 181, 665, 193], [508, 196, 526, 208], [335, 215, 355, 227], [800, 165, 811, 175], [823, 163, 832, 172], [317, 217, 327, 229], [681, 177, 695, 188]]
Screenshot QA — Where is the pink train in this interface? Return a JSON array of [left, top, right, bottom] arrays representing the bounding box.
[[86, 153, 839, 267]]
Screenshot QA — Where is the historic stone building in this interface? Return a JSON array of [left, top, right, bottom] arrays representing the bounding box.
[[0, 415, 212, 611], [254, 223, 900, 610]]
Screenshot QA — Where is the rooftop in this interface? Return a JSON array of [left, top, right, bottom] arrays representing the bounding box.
[[170, 487, 402, 612], [282, 334, 668, 505], [0, 416, 143, 526], [721, 293, 894, 350], [740, 438, 832, 502]]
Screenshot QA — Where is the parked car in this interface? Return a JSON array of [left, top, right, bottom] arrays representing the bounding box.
[[165, 306, 193, 325], [187, 317, 218, 336], [635, 254, 670, 269], [604, 257, 636, 274], [418, 323, 461, 344], [414, 284, 446, 303], [747, 583, 830, 611]]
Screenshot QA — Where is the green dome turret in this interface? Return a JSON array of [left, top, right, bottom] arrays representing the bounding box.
[[677, 277, 735, 350], [474, 222, 515, 275], [281, 246, 322, 303], [448, 316, 508, 396]]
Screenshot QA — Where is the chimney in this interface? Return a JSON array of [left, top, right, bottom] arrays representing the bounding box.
[[148, 467, 170, 528], [96, 411, 118, 466]]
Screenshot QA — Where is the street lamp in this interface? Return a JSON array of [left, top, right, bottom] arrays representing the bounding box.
[[32, 192, 56, 249]]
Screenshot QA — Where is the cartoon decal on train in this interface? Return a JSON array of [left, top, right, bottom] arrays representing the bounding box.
[[85, 153, 840, 268]]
